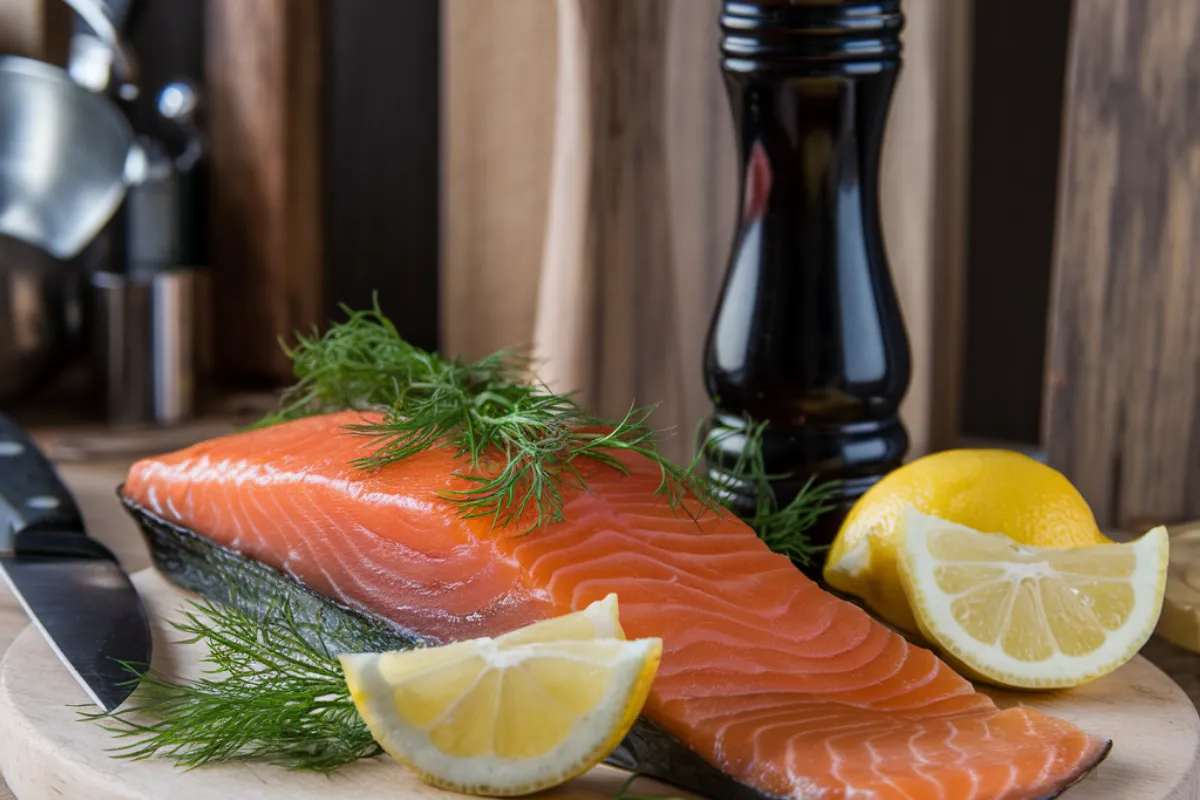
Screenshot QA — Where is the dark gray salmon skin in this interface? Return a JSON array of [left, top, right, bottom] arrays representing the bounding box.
[[121, 493, 775, 800]]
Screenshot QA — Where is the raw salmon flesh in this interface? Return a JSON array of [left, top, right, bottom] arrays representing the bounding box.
[[122, 411, 1109, 800]]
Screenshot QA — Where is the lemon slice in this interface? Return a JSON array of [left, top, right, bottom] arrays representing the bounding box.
[[339, 596, 661, 796], [897, 505, 1168, 689]]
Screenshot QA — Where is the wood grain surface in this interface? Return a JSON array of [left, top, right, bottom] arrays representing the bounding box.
[[442, 0, 738, 465], [0, 570, 703, 800], [533, 0, 708, 462], [880, 0, 972, 456], [326, 0, 440, 353], [0, 0, 69, 65], [2, 568, 1198, 799], [0, 462, 150, 800], [442, 0, 970, 463], [1, 462, 1200, 798], [1044, 0, 1200, 530], [441, 0, 559, 363], [206, 0, 324, 382]]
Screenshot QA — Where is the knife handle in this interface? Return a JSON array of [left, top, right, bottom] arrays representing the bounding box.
[[0, 413, 86, 536]]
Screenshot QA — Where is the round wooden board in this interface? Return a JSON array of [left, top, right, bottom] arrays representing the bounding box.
[[0, 570, 1197, 800]]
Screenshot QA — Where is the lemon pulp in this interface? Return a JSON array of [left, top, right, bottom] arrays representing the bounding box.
[[825, 449, 1110, 634], [339, 594, 661, 796], [897, 506, 1168, 689]]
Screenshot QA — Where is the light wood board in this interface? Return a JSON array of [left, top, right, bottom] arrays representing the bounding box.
[[0, 570, 701, 800], [0, 569, 1198, 799]]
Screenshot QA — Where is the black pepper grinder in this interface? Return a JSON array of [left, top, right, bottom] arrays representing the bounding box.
[[703, 1, 911, 560]]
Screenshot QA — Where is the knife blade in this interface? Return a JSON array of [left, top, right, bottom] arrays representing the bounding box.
[[0, 413, 151, 712]]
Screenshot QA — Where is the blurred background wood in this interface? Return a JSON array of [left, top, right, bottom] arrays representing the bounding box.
[[1044, 0, 1200, 530], [532, 0, 731, 463], [441, 0, 557, 361], [882, 0, 971, 456], [0, 0, 70, 64], [327, 0, 439, 352], [961, 0, 1073, 446], [206, 0, 324, 382], [443, 0, 968, 464]]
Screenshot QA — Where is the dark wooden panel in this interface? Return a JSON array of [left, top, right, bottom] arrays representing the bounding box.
[[206, 0, 324, 382], [1044, 0, 1200, 529], [0, 0, 70, 64], [324, 0, 440, 351], [960, 0, 1072, 444]]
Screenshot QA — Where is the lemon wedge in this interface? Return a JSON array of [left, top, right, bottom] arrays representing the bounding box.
[[897, 506, 1168, 689], [825, 449, 1110, 635], [339, 595, 661, 796]]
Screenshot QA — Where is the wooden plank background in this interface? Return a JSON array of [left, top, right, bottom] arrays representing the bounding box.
[[441, 0, 558, 362], [442, 0, 970, 463], [0, 0, 68, 65], [325, 0, 440, 351], [206, 0, 324, 382], [1044, 0, 1200, 530]]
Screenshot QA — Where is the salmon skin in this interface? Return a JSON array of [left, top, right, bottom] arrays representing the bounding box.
[[122, 411, 1110, 800]]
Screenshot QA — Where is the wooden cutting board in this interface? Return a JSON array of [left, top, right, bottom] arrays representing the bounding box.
[[0, 570, 1198, 800], [1156, 522, 1200, 654]]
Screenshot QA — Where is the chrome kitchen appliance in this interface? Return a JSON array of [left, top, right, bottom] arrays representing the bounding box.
[[0, 0, 143, 405]]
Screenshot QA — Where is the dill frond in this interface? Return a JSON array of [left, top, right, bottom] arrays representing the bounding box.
[[259, 299, 720, 533], [703, 418, 839, 566], [80, 594, 393, 771]]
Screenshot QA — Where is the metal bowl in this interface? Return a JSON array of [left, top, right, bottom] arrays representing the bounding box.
[[0, 55, 133, 404], [0, 56, 133, 260]]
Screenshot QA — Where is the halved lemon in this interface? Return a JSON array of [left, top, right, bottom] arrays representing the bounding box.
[[825, 449, 1110, 635], [897, 505, 1168, 689], [339, 595, 661, 796]]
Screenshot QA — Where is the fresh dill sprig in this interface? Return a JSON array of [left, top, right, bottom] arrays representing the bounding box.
[[705, 418, 839, 567], [260, 300, 720, 533], [80, 595, 386, 771], [250, 301, 453, 429]]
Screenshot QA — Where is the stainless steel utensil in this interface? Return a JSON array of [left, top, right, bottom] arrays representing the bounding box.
[[63, 0, 139, 99], [0, 236, 88, 404], [0, 56, 134, 261], [92, 267, 196, 426], [0, 413, 151, 711]]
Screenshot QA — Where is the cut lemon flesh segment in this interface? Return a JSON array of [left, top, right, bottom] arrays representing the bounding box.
[[339, 595, 660, 797], [897, 505, 1168, 689], [496, 592, 624, 644], [824, 449, 1110, 635]]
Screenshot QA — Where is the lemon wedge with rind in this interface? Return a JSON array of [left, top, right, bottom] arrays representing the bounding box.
[[339, 595, 661, 797], [824, 449, 1110, 635], [898, 506, 1168, 689]]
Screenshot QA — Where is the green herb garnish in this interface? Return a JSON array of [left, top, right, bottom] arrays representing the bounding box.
[[85, 300, 840, 774], [257, 299, 720, 533], [707, 418, 839, 567], [82, 594, 386, 771]]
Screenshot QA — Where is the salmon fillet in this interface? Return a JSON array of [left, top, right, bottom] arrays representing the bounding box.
[[123, 411, 1109, 799]]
